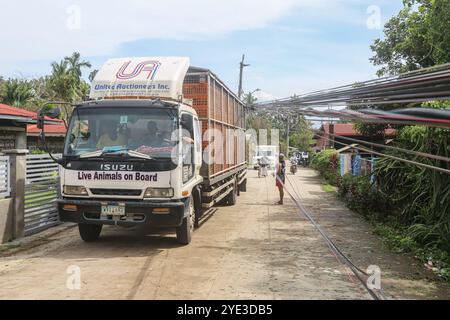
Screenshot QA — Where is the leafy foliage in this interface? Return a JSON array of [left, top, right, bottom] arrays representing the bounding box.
[[310, 149, 340, 185], [337, 173, 450, 281], [338, 174, 392, 221], [370, 0, 450, 76], [242, 91, 258, 108], [1, 79, 34, 107], [375, 123, 450, 251]]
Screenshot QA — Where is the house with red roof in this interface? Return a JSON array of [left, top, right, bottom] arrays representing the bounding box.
[[314, 122, 396, 151], [0, 103, 67, 152]]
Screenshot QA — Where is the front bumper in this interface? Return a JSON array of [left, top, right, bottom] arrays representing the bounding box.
[[57, 198, 186, 228]]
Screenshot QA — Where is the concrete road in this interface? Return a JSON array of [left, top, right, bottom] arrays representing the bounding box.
[[0, 169, 448, 300]]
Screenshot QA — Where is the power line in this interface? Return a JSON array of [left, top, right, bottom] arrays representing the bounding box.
[[256, 63, 450, 108], [254, 106, 450, 128], [316, 134, 450, 175]]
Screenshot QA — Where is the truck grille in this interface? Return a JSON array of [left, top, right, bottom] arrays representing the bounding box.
[[90, 188, 142, 196]]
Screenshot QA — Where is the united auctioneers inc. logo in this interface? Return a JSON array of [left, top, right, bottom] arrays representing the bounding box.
[[116, 60, 161, 80]]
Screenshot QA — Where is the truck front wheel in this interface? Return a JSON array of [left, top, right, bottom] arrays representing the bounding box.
[[78, 224, 102, 242], [176, 196, 194, 245]]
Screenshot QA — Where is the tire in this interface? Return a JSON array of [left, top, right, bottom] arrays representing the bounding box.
[[225, 179, 238, 206], [176, 196, 194, 245], [193, 189, 201, 229], [78, 223, 102, 242], [239, 178, 247, 192]]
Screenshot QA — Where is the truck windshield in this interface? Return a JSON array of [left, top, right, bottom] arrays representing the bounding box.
[[64, 107, 178, 159]]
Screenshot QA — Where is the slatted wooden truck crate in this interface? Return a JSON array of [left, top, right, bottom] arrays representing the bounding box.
[[183, 67, 246, 184]]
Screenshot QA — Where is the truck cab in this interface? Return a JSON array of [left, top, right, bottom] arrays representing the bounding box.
[[58, 99, 202, 244]]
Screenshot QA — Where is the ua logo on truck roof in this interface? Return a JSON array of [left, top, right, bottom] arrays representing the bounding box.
[[116, 60, 161, 80]]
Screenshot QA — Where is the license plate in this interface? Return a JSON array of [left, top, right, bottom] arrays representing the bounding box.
[[101, 205, 125, 216]]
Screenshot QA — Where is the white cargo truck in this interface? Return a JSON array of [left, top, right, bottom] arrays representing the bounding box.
[[38, 57, 247, 245], [252, 145, 278, 170]]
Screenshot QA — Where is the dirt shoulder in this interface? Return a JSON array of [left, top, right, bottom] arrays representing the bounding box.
[[0, 169, 447, 299]]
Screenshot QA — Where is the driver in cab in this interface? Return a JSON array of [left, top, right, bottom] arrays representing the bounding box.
[[135, 121, 164, 148], [96, 120, 127, 149]]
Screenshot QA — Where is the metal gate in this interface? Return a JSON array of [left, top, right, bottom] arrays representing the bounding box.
[[0, 156, 11, 198], [24, 154, 61, 236]]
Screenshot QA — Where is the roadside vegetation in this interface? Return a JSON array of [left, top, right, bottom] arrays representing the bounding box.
[[321, 183, 336, 194], [310, 149, 340, 186], [312, 0, 450, 282]]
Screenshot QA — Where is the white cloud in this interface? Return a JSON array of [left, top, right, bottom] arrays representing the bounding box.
[[0, 0, 304, 62], [0, 0, 377, 63], [254, 90, 280, 102]]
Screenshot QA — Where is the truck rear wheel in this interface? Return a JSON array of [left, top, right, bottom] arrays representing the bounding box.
[[225, 180, 238, 206], [78, 224, 102, 242], [176, 196, 194, 245], [239, 178, 247, 192]]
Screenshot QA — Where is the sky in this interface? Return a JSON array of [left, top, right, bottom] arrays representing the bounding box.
[[0, 0, 404, 101]]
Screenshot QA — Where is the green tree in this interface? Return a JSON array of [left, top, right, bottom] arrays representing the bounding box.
[[49, 53, 92, 103], [49, 60, 75, 102], [290, 118, 314, 152], [242, 91, 258, 108], [65, 52, 92, 85], [0, 77, 5, 100], [0, 79, 34, 107], [370, 0, 450, 76]]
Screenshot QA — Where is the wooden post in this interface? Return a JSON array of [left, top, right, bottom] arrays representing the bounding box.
[[4, 149, 29, 239]]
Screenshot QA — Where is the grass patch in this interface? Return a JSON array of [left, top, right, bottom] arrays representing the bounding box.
[[0, 242, 21, 253], [321, 183, 336, 193], [373, 223, 450, 282]]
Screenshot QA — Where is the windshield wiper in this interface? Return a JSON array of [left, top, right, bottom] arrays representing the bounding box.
[[79, 147, 153, 160]]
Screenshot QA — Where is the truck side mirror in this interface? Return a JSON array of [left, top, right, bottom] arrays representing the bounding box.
[[37, 107, 61, 129], [46, 107, 61, 119]]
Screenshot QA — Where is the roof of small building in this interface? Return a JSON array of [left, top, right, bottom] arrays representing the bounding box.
[[27, 123, 67, 136], [0, 103, 67, 136], [321, 123, 396, 137]]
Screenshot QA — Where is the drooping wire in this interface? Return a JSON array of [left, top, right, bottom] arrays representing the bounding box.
[[326, 133, 450, 163]]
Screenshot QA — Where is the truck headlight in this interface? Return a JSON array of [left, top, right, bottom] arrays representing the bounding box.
[[63, 185, 88, 196], [144, 188, 174, 198]]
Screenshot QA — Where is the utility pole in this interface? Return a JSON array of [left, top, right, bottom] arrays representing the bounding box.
[[238, 54, 249, 99], [328, 105, 334, 149], [286, 116, 290, 158]]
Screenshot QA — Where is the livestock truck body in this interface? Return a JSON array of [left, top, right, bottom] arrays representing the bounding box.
[[50, 57, 247, 244]]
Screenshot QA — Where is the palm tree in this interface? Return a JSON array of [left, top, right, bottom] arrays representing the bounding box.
[[0, 76, 5, 99], [243, 91, 258, 108], [51, 60, 69, 76], [1, 79, 34, 107], [49, 59, 80, 109], [65, 52, 91, 85]]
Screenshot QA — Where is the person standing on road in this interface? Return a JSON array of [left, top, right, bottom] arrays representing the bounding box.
[[259, 154, 269, 177], [275, 153, 286, 205]]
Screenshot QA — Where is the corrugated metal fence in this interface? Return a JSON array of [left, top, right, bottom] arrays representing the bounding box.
[[340, 153, 378, 183], [0, 156, 11, 198], [24, 154, 61, 236]]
